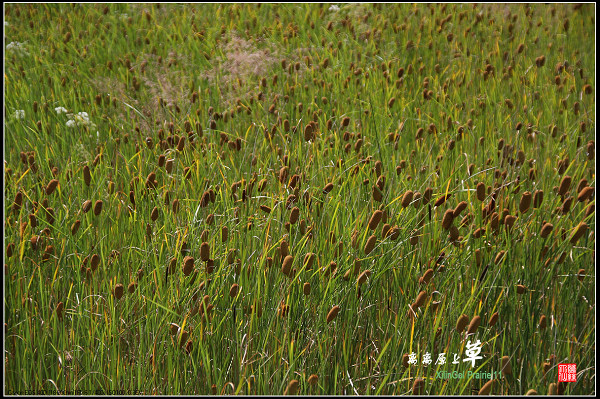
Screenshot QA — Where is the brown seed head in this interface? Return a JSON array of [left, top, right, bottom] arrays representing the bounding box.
[[519, 192, 532, 214], [558, 175, 572, 197], [364, 235, 376, 255], [467, 315, 481, 334], [414, 291, 427, 308], [540, 223, 554, 238], [284, 380, 299, 395], [401, 190, 414, 208], [476, 182, 486, 201], [83, 165, 91, 186], [501, 356, 512, 375], [229, 283, 239, 298], [46, 179, 59, 195], [489, 311, 499, 327], [478, 380, 494, 395], [368, 210, 383, 230], [303, 282, 311, 295], [570, 221, 588, 244], [93, 200, 103, 216], [200, 242, 210, 261], [441, 209, 455, 230], [114, 284, 125, 300], [183, 256, 194, 276], [326, 305, 340, 324], [456, 314, 469, 333], [282, 255, 294, 277]]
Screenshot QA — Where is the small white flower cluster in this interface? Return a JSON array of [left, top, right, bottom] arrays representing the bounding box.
[[6, 41, 29, 56], [65, 111, 97, 129], [14, 109, 25, 119], [329, 5, 340, 12], [55, 106, 68, 114]]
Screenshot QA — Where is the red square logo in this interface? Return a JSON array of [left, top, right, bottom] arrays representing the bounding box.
[[558, 363, 577, 382]]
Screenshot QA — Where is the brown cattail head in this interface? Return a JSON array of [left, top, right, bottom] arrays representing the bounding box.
[[46, 179, 59, 195], [516, 284, 526, 294], [489, 311, 499, 327], [519, 192, 532, 214], [578, 186, 594, 202], [229, 283, 239, 298], [570, 221, 588, 244], [114, 283, 125, 300], [308, 374, 318, 386], [323, 182, 334, 194], [539, 315, 547, 329], [357, 269, 371, 285], [401, 190, 414, 208], [364, 235, 376, 255], [479, 380, 494, 395], [558, 175, 572, 197], [82, 199, 92, 213], [414, 291, 427, 308], [128, 282, 137, 293], [290, 207, 300, 224], [303, 282, 311, 295], [282, 255, 294, 277], [548, 383, 558, 396], [441, 209, 455, 230], [577, 268, 586, 281], [90, 254, 100, 271], [326, 305, 340, 324], [56, 301, 64, 320], [540, 223, 554, 238], [183, 256, 194, 276], [500, 356, 512, 375], [412, 378, 425, 395], [368, 210, 383, 230], [195, 242, 208, 262], [453, 201, 468, 218], [476, 182, 486, 201], [456, 314, 469, 333], [284, 380, 299, 395], [421, 268, 434, 285], [93, 200, 103, 216], [467, 315, 481, 334], [83, 165, 91, 186]]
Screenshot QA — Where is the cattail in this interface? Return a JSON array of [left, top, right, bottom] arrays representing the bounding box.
[[114, 283, 125, 300], [570, 221, 588, 244], [489, 311, 499, 327], [128, 282, 137, 293], [453, 201, 468, 218], [558, 175, 572, 196], [303, 282, 311, 295], [326, 305, 340, 324], [578, 186, 594, 202], [82, 199, 92, 213], [504, 215, 517, 230], [304, 124, 314, 141], [150, 206, 159, 221], [516, 284, 526, 294], [456, 314, 469, 333], [71, 219, 81, 235], [282, 255, 294, 277], [183, 256, 194, 276], [260, 205, 272, 214], [412, 378, 424, 395], [368, 210, 383, 230], [290, 207, 300, 224], [526, 389, 538, 395], [56, 301, 64, 321], [441, 209, 454, 230], [372, 185, 383, 202], [221, 225, 229, 243], [476, 182, 486, 201], [83, 165, 91, 186], [519, 191, 532, 214], [308, 374, 318, 386], [434, 193, 451, 207], [323, 182, 334, 194], [364, 235, 376, 255], [303, 253, 315, 270], [401, 190, 414, 208], [539, 315, 547, 329], [533, 190, 544, 208], [479, 380, 494, 395], [577, 268, 586, 281], [46, 179, 59, 195], [414, 291, 427, 308], [467, 315, 481, 334], [548, 383, 558, 395], [284, 380, 299, 395], [357, 270, 371, 285], [229, 283, 239, 298], [90, 254, 100, 271], [500, 356, 512, 375], [200, 242, 210, 261], [540, 223, 553, 238], [91, 200, 102, 216]]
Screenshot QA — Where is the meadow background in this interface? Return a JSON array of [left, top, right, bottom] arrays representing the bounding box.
[[4, 3, 595, 395]]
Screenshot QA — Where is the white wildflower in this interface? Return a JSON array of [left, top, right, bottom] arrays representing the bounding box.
[[6, 41, 29, 56], [55, 106, 68, 114], [66, 111, 96, 129], [14, 109, 25, 119], [66, 119, 77, 128], [329, 5, 340, 12]]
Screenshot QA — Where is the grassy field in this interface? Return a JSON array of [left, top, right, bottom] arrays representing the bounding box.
[[4, 3, 595, 395]]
